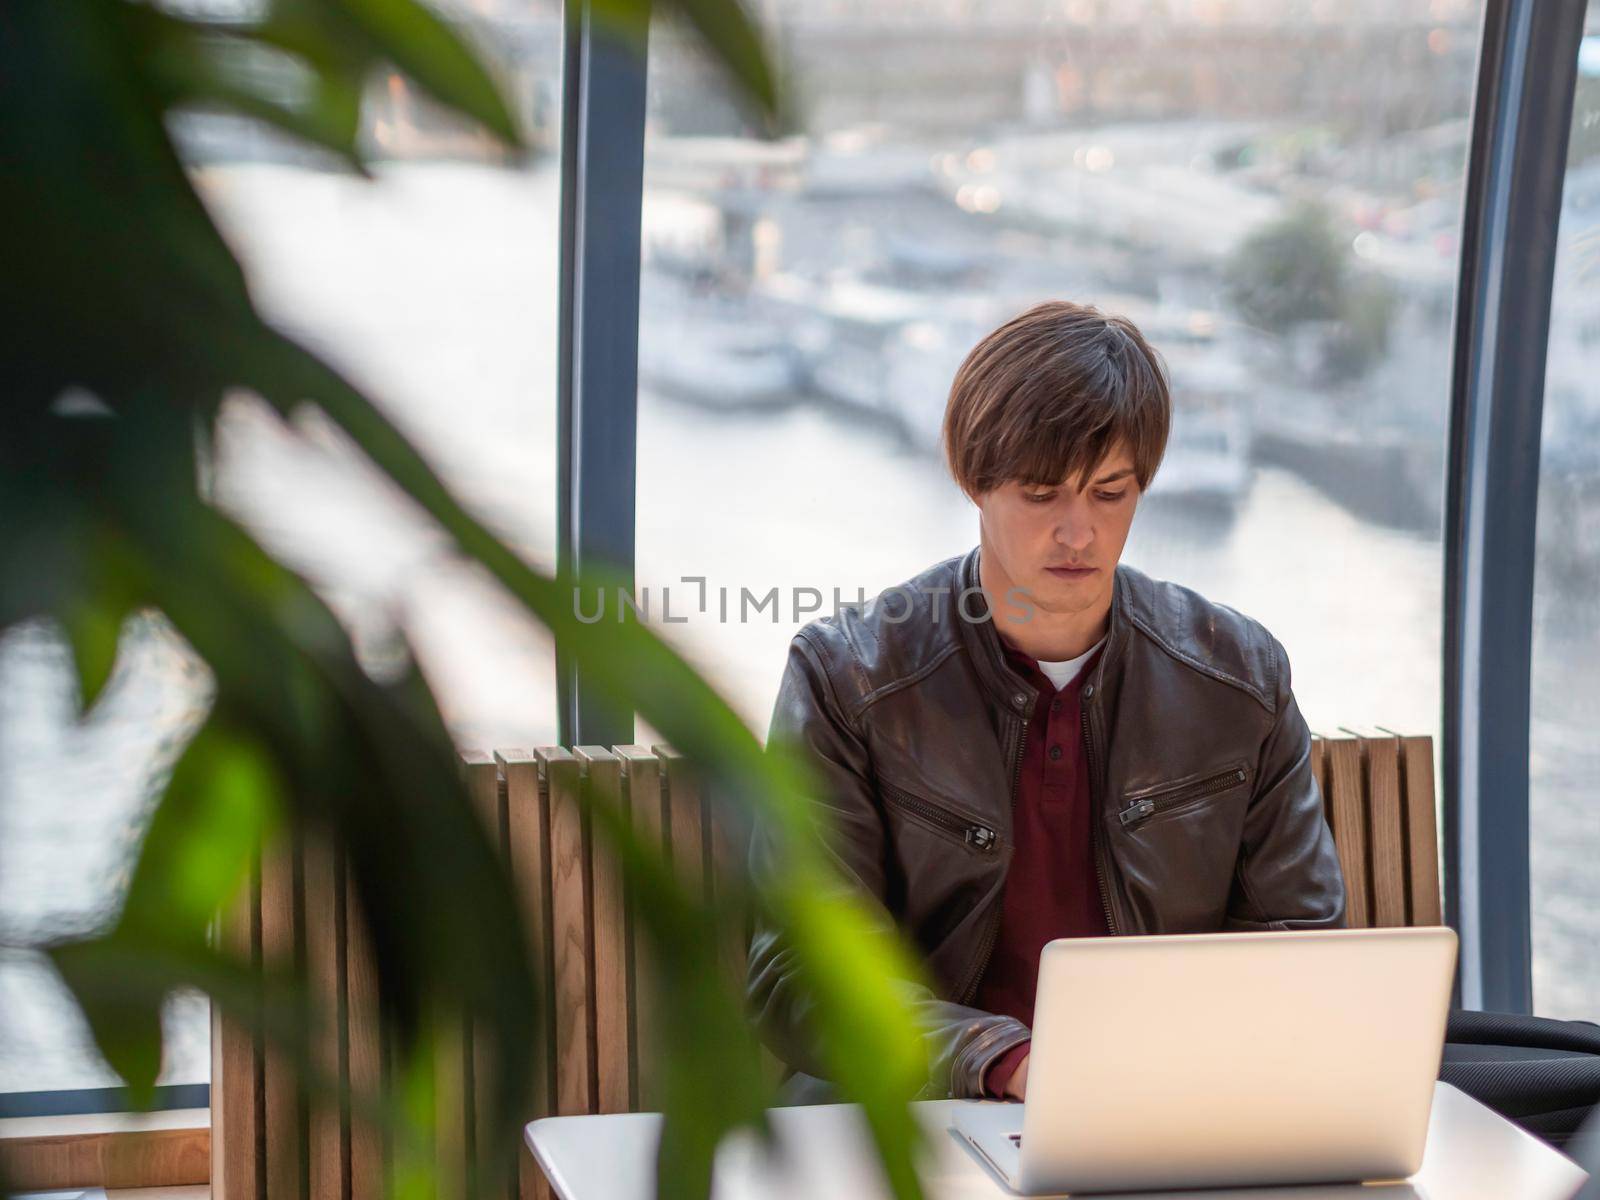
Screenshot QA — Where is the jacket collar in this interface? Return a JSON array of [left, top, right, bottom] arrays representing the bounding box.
[[956, 543, 1130, 717]]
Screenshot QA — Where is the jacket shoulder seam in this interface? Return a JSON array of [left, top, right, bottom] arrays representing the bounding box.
[[855, 641, 966, 717], [1121, 605, 1276, 713], [794, 623, 869, 741]]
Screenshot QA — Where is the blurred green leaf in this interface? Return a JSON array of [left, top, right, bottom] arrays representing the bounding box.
[[197, 77, 367, 171], [589, 0, 784, 127], [257, 360, 931, 1196], [51, 940, 165, 1106], [130, 6, 367, 172], [119, 470, 545, 1176], [2, 0, 929, 1196], [657, 0, 781, 126], [330, 0, 522, 145], [254, 0, 374, 78], [771, 868, 930, 1197], [581, 777, 774, 1198], [124, 722, 284, 941], [62, 596, 125, 714], [50, 931, 313, 1107]]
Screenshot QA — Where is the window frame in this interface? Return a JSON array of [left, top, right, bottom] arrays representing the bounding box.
[[1442, 0, 1589, 1015]]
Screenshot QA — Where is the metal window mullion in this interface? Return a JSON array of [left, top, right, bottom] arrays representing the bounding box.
[[555, 0, 649, 749], [1443, 0, 1586, 1014]]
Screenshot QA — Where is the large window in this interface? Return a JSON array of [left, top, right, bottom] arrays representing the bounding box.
[[636, 0, 1479, 762], [1529, 13, 1600, 1021], [6, 0, 1590, 1113], [0, 0, 562, 1103]]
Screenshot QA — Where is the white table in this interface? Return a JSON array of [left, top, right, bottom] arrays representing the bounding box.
[[526, 1083, 1588, 1200]]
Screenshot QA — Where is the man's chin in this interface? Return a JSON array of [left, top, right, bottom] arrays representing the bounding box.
[[1030, 572, 1107, 611]]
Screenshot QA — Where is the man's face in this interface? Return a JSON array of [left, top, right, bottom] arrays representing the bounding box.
[[975, 443, 1141, 622]]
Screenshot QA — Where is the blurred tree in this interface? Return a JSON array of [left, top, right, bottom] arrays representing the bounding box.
[[1224, 197, 1396, 383], [1224, 199, 1347, 335], [1321, 272, 1398, 384]]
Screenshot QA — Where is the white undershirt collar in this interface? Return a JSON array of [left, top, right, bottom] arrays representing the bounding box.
[[1031, 632, 1108, 692]]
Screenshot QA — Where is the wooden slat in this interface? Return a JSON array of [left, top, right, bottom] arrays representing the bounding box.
[[212, 856, 261, 1200], [662, 748, 713, 908], [378, 1000, 396, 1200], [616, 746, 664, 1111], [432, 1009, 468, 1200], [304, 832, 346, 1200], [345, 855, 384, 1200], [1391, 731, 1444, 925], [424, 753, 494, 1200], [500, 749, 554, 1200], [261, 832, 306, 1200], [1351, 729, 1407, 928], [462, 751, 508, 1200], [1321, 737, 1371, 929], [656, 744, 725, 1101], [654, 745, 782, 1086], [540, 748, 593, 1117], [657, 746, 742, 987], [575, 747, 629, 1116]]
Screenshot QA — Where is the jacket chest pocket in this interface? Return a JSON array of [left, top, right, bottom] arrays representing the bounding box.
[[877, 779, 999, 854], [1118, 759, 1252, 831]]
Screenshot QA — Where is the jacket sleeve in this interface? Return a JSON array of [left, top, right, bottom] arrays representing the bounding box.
[[745, 622, 1032, 1099], [1224, 633, 1349, 931]]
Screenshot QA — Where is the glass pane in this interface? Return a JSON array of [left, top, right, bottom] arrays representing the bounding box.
[[0, 618, 212, 1093], [0, 1, 562, 1099], [637, 2, 1480, 773], [1529, 12, 1600, 1021]]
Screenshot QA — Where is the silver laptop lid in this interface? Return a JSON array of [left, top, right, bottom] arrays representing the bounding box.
[[1018, 926, 1458, 1193]]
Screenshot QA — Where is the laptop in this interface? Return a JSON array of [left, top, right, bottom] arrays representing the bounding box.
[[953, 926, 1458, 1194]]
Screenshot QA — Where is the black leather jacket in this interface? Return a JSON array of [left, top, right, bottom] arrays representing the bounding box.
[[746, 544, 1347, 1100]]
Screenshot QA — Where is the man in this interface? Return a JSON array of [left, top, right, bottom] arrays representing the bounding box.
[[747, 299, 1347, 1105]]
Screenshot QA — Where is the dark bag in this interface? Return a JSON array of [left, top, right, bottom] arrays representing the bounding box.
[[1442, 1009, 1600, 1150]]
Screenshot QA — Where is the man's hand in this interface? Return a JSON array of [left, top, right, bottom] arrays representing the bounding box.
[[1003, 1052, 1030, 1100]]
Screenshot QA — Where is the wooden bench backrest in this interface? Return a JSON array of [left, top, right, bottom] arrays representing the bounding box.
[[211, 732, 1441, 1200], [1310, 729, 1442, 929]]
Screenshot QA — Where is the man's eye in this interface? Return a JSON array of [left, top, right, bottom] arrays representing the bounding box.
[[1096, 490, 1127, 502], [1026, 491, 1056, 503]]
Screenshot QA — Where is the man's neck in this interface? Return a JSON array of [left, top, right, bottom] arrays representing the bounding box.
[[979, 541, 1111, 662]]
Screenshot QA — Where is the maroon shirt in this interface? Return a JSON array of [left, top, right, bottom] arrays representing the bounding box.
[[976, 633, 1110, 1097]]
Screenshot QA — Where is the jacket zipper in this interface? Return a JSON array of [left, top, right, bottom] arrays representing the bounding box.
[[1083, 697, 1119, 934], [1118, 764, 1249, 829], [879, 780, 998, 852], [956, 708, 1025, 1004]]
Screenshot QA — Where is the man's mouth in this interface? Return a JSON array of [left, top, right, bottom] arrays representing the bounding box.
[[1045, 565, 1096, 579]]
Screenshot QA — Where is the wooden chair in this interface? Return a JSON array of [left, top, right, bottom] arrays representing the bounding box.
[[210, 732, 1443, 1199]]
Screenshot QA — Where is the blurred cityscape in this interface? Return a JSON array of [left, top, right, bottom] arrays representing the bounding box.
[[171, 0, 1600, 563], [1, 0, 1596, 1096]]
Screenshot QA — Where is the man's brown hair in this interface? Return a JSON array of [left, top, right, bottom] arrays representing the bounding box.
[[942, 300, 1171, 500]]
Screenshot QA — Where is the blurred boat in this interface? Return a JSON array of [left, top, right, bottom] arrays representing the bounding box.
[[1148, 407, 1253, 506], [637, 297, 804, 409]]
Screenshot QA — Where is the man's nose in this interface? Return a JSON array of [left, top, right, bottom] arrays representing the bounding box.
[[1054, 506, 1094, 550]]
